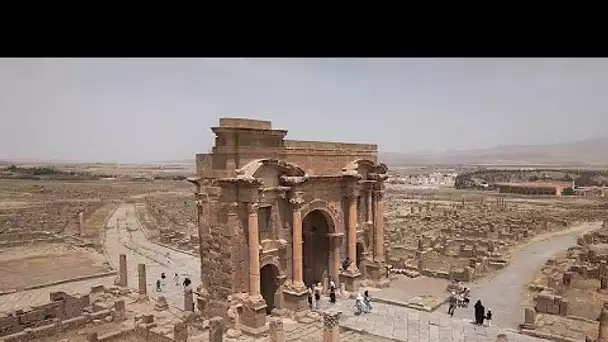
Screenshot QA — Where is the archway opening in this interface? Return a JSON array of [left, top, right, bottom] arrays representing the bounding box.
[[260, 264, 279, 314], [302, 210, 331, 287], [356, 242, 364, 270]]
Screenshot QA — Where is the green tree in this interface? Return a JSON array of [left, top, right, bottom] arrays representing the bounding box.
[[562, 187, 574, 196]]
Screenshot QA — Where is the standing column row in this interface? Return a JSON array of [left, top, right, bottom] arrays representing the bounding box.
[[290, 191, 305, 289], [373, 190, 385, 263], [247, 203, 261, 298], [347, 193, 359, 273]]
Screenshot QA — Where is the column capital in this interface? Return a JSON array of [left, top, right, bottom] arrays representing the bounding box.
[[344, 188, 359, 200], [322, 311, 342, 327], [247, 203, 259, 214], [374, 190, 384, 200], [289, 191, 305, 209]]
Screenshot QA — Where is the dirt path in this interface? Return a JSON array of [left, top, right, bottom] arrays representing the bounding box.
[[103, 203, 200, 309], [449, 220, 603, 328]]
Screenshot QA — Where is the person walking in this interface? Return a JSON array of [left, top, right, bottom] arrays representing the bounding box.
[[448, 292, 457, 316], [474, 300, 485, 326], [314, 286, 321, 309], [354, 293, 365, 315], [156, 279, 162, 292], [173, 273, 180, 286], [307, 287, 313, 309], [485, 309, 493, 327], [161, 272, 167, 287], [329, 286, 336, 304], [363, 290, 373, 312]]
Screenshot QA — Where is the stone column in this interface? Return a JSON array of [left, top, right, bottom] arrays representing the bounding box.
[[78, 212, 84, 235], [209, 316, 225, 342], [289, 192, 305, 288], [373, 190, 385, 262], [113, 300, 126, 321], [347, 193, 358, 273], [599, 302, 608, 341], [248, 203, 261, 298], [322, 311, 342, 342], [366, 190, 373, 224], [269, 317, 285, 342], [522, 307, 536, 329], [137, 263, 147, 295], [119, 254, 127, 287], [328, 234, 343, 286], [184, 286, 194, 311]]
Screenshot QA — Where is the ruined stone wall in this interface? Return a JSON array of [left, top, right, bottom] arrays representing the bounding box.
[[283, 140, 377, 175], [201, 199, 239, 320], [0, 291, 90, 338], [0, 201, 104, 237]]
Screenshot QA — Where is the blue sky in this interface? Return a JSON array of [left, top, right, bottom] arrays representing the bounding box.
[[0, 58, 606, 163]]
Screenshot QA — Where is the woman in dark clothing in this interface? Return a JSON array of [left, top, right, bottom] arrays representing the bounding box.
[[474, 300, 485, 326], [329, 287, 336, 303]]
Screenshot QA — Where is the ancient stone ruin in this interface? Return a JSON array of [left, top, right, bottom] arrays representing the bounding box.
[[188, 118, 390, 333]]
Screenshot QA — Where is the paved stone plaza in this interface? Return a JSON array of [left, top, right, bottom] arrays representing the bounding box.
[[316, 299, 545, 342]]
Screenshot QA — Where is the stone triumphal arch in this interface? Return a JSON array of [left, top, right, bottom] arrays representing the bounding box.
[[188, 118, 389, 334]]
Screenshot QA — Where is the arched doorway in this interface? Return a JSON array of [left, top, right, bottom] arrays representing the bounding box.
[[302, 210, 332, 287], [260, 264, 279, 314]]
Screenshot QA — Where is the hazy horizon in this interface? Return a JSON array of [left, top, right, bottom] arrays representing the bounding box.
[[1, 58, 607, 163]]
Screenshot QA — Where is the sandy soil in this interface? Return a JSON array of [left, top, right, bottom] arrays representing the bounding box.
[[0, 244, 111, 290]]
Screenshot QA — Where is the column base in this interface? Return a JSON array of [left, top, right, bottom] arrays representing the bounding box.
[[283, 285, 309, 313], [365, 261, 391, 288], [339, 271, 362, 292], [238, 295, 267, 334]]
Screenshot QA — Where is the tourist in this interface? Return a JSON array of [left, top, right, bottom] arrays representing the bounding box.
[[156, 279, 162, 292], [183, 277, 191, 288], [161, 272, 167, 286], [329, 286, 336, 304], [329, 278, 336, 292], [474, 300, 485, 326], [447, 292, 457, 316], [341, 257, 351, 271], [485, 309, 493, 327], [462, 288, 471, 308], [307, 287, 313, 309], [314, 286, 321, 308], [165, 252, 171, 265], [354, 293, 365, 315], [173, 273, 179, 285], [363, 290, 372, 312]]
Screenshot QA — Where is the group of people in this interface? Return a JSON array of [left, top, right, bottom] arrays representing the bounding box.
[[448, 289, 492, 326], [156, 272, 191, 292], [354, 290, 373, 315], [307, 279, 338, 309], [448, 287, 471, 315]]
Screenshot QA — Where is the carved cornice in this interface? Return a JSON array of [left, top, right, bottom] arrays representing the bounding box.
[[217, 176, 263, 186], [289, 191, 305, 208], [340, 169, 362, 179], [368, 172, 389, 182], [280, 175, 308, 186]]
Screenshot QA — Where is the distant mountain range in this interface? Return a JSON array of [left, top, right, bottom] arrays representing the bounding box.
[[3, 137, 608, 168], [381, 137, 608, 167]]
